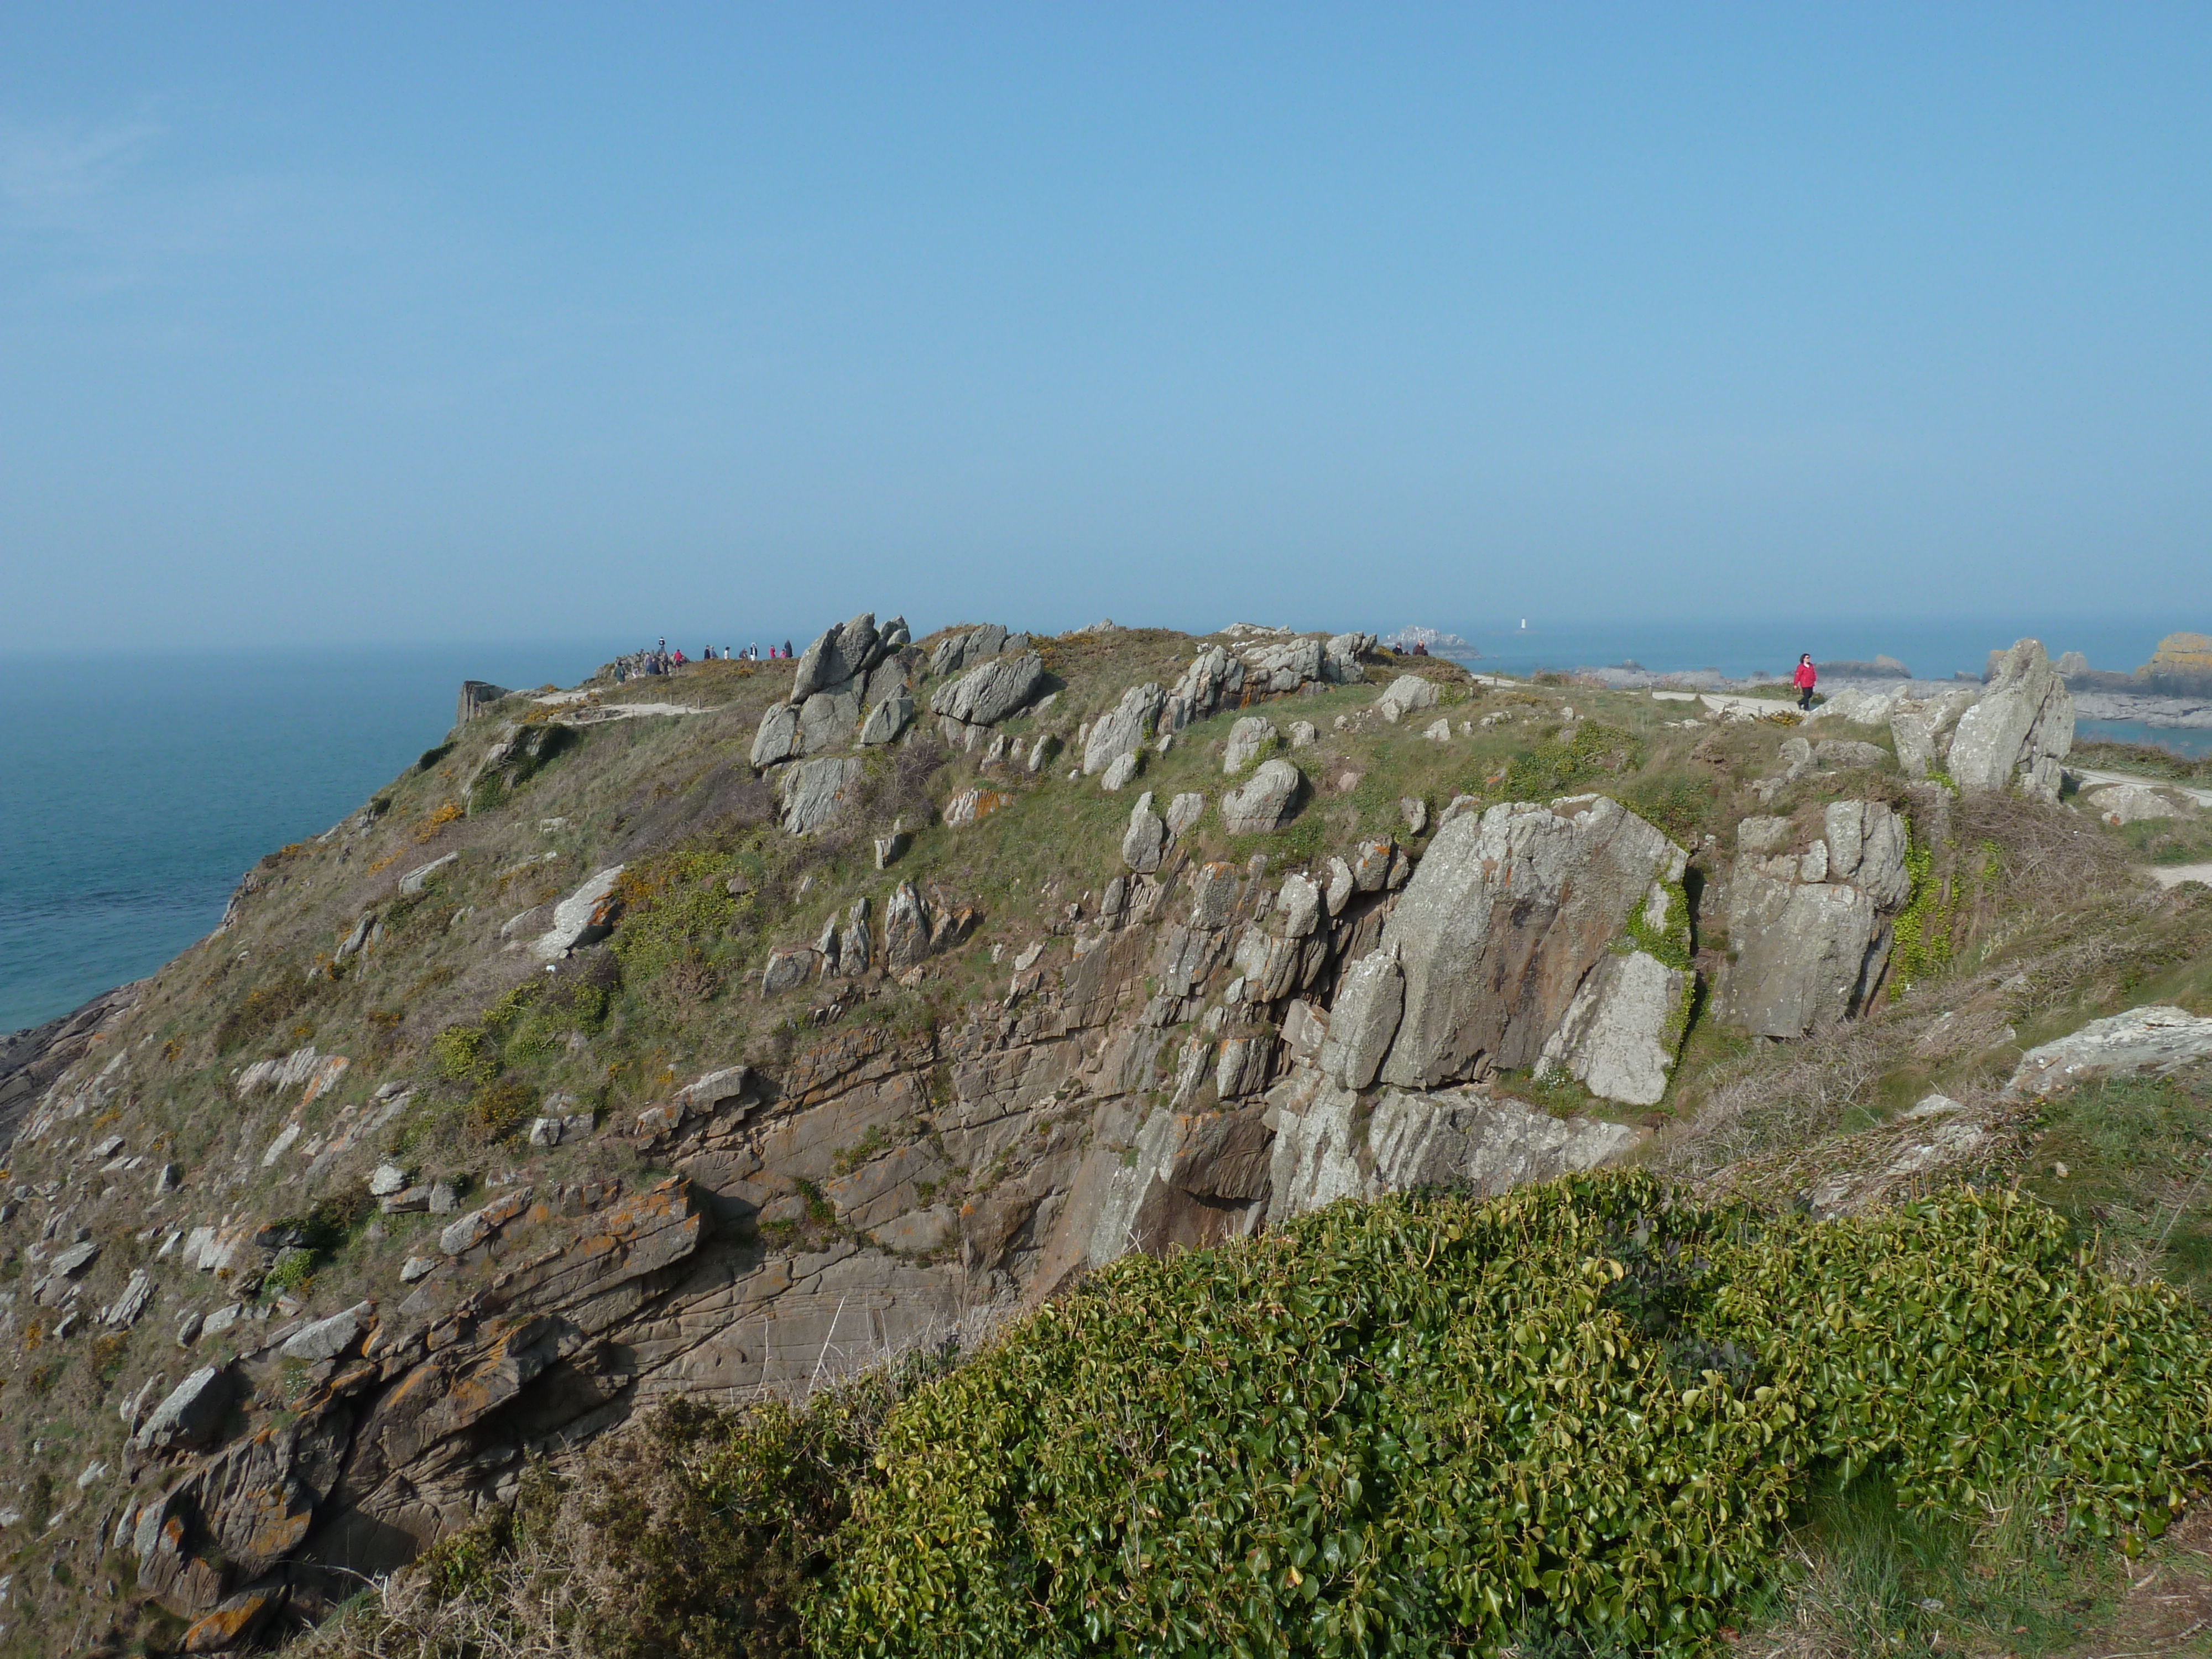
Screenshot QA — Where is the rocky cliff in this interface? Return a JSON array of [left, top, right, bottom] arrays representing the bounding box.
[[0, 620, 2135, 1655]]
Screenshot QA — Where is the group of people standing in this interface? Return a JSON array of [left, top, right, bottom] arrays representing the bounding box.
[[611, 637, 799, 684]]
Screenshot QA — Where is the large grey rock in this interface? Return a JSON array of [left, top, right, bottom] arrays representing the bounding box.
[[750, 703, 802, 768], [841, 899, 873, 975], [1375, 675, 1441, 723], [1804, 685, 1905, 726], [860, 655, 909, 713], [929, 623, 1009, 678], [1352, 836, 1395, 892], [1266, 1080, 1641, 1226], [858, 691, 913, 745], [883, 881, 931, 968], [1720, 871, 1881, 1038], [1215, 1037, 1272, 1099], [931, 651, 1046, 727], [1324, 633, 1373, 682], [398, 852, 458, 895], [1221, 759, 1302, 834], [1083, 683, 1167, 775], [1317, 950, 1402, 1088], [102, 1269, 155, 1329], [1888, 685, 1978, 779], [1122, 792, 1166, 872], [1948, 639, 2074, 799], [530, 866, 626, 960], [1166, 792, 1206, 836], [1365, 1089, 1642, 1197], [1276, 872, 1322, 940], [1823, 800, 1910, 909], [798, 686, 863, 753], [1738, 815, 1791, 854], [778, 757, 865, 836], [2005, 1005, 2212, 1098], [2086, 782, 2185, 826], [791, 613, 881, 703], [1100, 751, 1140, 792], [761, 948, 817, 995], [1222, 716, 1278, 773], [49, 1239, 101, 1279], [1242, 637, 1324, 694], [278, 1302, 373, 1363], [1372, 796, 1687, 1089], [1323, 856, 1353, 915], [457, 681, 512, 723], [132, 1364, 233, 1455], [1535, 947, 1688, 1106], [1164, 645, 1242, 731], [1813, 739, 1890, 770]]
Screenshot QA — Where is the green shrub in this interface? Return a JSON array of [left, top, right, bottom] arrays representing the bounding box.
[[466, 1076, 538, 1143], [264, 1246, 317, 1293], [806, 1173, 2212, 1658], [613, 845, 742, 989], [258, 1187, 375, 1292], [431, 1022, 499, 1086], [576, 1370, 947, 1659], [211, 972, 328, 1055]]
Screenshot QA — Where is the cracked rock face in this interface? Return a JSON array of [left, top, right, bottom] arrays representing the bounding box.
[[1347, 795, 1688, 1090], [930, 651, 1046, 728], [1083, 682, 1167, 776], [530, 867, 625, 960], [1948, 638, 2074, 800], [1718, 800, 1910, 1039], [778, 757, 866, 836], [1265, 1078, 1644, 1227], [1535, 948, 1687, 1107]]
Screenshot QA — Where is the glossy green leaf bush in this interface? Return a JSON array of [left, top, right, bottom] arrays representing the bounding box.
[[806, 1172, 2212, 1658]]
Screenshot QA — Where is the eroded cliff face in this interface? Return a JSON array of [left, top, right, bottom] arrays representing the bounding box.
[[1, 618, 2011, 1652]]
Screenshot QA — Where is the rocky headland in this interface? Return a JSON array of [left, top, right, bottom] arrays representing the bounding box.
[[4, 618, 2211, 1655]]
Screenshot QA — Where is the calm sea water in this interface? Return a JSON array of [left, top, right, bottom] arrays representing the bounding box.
[[0, 645, 618, 1034], [0, 616, 2196, 1035]]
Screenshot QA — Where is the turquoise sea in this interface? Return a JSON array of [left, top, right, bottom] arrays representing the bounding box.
[[0, 616, 2197, 1035], [0, 645, 616, 1035]]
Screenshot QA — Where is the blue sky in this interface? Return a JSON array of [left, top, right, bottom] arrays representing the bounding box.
[[3, 4, 2207, 649]]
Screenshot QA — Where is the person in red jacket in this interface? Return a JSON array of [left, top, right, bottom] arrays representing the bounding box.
[[1793, 653, 1818, 711]]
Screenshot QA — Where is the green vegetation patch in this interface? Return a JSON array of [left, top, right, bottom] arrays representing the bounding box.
[[2114, 811, 2212, 867], [613, 843, 745, 988], [2023, 1067, 2212, 1300], [1619, 769, 1720, 849], [810, 1172, 2212, 1657], [1496, 721, 1644, 804], [2073, 739, 2212, 787]]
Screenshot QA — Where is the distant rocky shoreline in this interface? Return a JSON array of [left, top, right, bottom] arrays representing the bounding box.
[[1572, 663, 2212, 731]]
